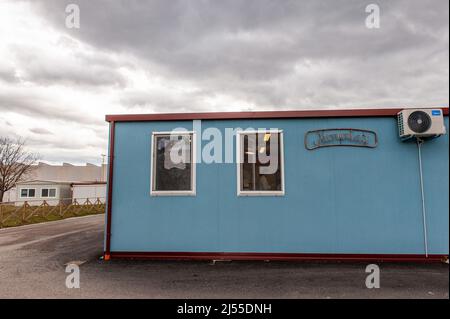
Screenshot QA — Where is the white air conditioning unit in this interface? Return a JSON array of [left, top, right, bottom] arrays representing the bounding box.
[[397, 109, 446, 139]]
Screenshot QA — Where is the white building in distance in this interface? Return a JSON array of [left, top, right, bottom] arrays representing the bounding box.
[[14, 180, 73, 206], [2, 162, 107, 203]]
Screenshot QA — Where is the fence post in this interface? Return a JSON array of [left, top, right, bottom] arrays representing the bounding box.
[[22, 201, 27, 222], [0, 204, 3, 227]]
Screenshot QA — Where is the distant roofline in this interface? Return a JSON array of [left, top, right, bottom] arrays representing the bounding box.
[[16, 180, 73, 185], [35, 162, 104, 167], [105, 107, 449, 122], [71, 181, 107, 186]]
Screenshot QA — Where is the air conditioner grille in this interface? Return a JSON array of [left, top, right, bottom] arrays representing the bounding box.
[[408, 111, 432, 133], [398, 113, 404, 136]]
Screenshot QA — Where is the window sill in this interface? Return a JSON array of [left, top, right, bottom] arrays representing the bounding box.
[[150, 191, 196, 197], [237, 191, 285, 197]]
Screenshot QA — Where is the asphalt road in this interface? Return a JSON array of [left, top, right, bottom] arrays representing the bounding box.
[[0, 215, 448, 298]]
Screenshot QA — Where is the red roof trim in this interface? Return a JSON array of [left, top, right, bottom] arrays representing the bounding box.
[[105, 107, 449, 122]]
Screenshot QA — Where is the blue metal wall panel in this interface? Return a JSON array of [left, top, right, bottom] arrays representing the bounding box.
[[109, 117, 449, 254]]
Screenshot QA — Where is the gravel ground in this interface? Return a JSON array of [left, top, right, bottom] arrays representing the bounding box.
[[0, 214, 448, 299]]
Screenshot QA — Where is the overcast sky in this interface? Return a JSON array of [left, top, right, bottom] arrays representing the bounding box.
[[0, 0, 448, 165]]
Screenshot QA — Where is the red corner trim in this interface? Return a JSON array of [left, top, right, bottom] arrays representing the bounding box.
[[104, 121, 115, 259]]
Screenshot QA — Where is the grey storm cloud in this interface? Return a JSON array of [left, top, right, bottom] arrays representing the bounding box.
[[29, 127, 53, 135], [26, 135, 103, 151], [8, 43, 128, 88], [31, 0, 449, 109], [0, 89, 101, 125], [0, 63, 20, 83], [119, 89, 209, 110]]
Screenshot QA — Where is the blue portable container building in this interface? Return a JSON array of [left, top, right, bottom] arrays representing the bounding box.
[[103, 108, 449, 262]]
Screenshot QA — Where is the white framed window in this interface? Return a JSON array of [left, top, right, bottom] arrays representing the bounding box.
[[150, 131, 196, 196], [19, 188, 36, 198], [236, 130, 285, 196], [41, 188, 57, 198]]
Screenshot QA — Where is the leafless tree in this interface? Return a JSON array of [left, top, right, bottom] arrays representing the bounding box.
[[0, 137, 39, 202]]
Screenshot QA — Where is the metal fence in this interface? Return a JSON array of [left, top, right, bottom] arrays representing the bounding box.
[[0, 197, 106, 228]]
